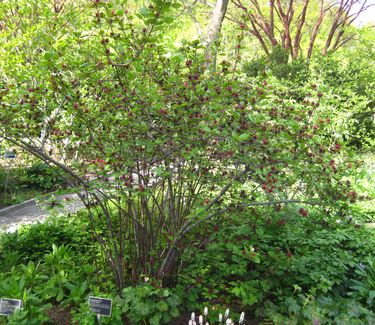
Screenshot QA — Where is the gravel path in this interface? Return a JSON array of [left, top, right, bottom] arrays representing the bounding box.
[[0, 193, 85, 232]]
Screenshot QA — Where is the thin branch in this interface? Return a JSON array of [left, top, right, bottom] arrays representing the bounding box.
[[158, 166, 249, 277]]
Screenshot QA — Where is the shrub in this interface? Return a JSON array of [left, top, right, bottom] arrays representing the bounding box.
[[21, 163, 67, 191]]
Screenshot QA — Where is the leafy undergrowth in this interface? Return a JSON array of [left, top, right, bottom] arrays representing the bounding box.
[[0, 188, 41, 209], [349, 153, 375, 224], [0, 206, 374, 324], [0, 163, 71, 209], [178, 208, 375, 324]]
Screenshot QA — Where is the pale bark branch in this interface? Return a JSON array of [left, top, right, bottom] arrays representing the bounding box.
[[204, 0, 230, 68]]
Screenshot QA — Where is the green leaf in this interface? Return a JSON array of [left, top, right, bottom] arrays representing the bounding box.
[[139, 7, 150, 17], [239, 133, 250, 141], [191, 207, 208, 219], [157, 301, 168, 312], [56, 289, 64, 302], [164, 17, 174, 24]]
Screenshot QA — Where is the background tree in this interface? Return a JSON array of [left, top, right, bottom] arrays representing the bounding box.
[[229, 0, 374, 60], [204, 0, 230, 67]]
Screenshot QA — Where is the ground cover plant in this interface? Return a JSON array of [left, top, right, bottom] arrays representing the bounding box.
[[177, 208, 375, 323], [0, 0, 374, 323]]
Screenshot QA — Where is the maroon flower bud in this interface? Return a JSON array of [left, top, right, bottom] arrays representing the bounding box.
[[299, 208, 308, 217]]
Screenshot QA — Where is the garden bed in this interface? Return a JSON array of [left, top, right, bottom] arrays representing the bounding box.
[[0, 162, 70, 209]]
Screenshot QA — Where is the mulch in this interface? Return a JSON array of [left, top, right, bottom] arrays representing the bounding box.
[[46, 305, 73, 325]]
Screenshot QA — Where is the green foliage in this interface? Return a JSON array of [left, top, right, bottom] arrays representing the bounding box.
[[0, 267, 51, 325], [0, 0, 364, 291], [243, 27, 375, 150], [5, 297, 51, 325], [0, 203, 374, 323], [177, 208, 375, 322], [0, 0, 374, 323], [262, 295, 375, 324], [0, 165, 30, 207], [0, 215, 180, 324], [21, 163, 67, 191], [243, 47, 309, 82], [310, 27, 375, 149], [349, 257, 375, 308], [310, 52, 374, 149], [120, 284, 181, 324], [0, 161, 69, 208], [0, 216, 94, 267], [0, 217, 99, 323], [243, 56, 267, 78]]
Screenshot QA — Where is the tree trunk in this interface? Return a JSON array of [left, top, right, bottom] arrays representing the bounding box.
[[204, 0, 230, 69], [293, 0, 309, 59], [307, 0, 324, 61]]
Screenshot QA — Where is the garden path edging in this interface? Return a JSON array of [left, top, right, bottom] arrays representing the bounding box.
[[0, 192, 85, 232], [0, 199, 36, 215]]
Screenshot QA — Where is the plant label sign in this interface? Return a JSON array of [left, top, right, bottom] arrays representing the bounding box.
[[0, 298, 22, 316], [88, 296, 112, 317]]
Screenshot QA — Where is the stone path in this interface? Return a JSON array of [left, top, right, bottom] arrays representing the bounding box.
[[0, 193, 85, 232]]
